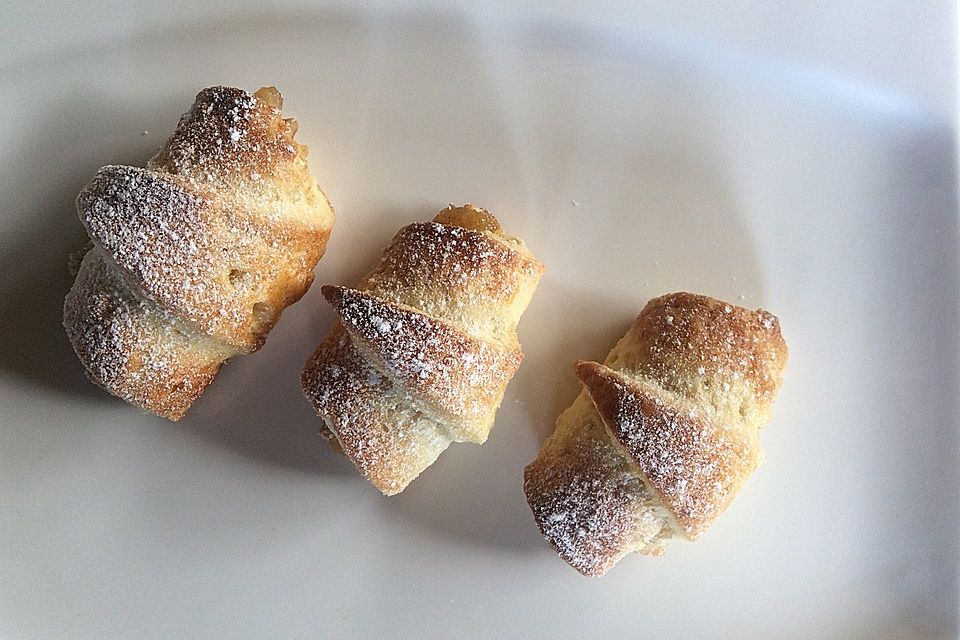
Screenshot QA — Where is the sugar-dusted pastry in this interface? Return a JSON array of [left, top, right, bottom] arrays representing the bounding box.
[[64, 86, 334, 420], [524, 293, 787, 576], [301, 205, 544, 495]]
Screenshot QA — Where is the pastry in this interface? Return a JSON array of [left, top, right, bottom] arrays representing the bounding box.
[[524, 292, 787, 575], [64, 86, 334, 420], [301, 205, 544, 495]]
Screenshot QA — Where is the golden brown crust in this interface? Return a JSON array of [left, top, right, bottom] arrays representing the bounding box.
[[64, 86, 334, 420], [301, 205, 543, 494], [322, 286, 523, 440], [358, 210, 544, 344], [524, 292, 787, 575], [576, 361, 760, 538], [523, 394, 671, 576], [77, 165, 323, 351], [301, 326, 452, 495], [149, 86, 304, 190], [63, 248, 234, 420], [617, 292, 787, 427]]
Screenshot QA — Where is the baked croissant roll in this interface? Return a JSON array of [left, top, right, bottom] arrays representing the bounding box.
[[64, 86, 334, 420], [301, 205, 544, 495], [524, 293, 787, 576]]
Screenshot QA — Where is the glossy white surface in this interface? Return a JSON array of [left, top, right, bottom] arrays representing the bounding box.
[[1, 5, 957, 639]]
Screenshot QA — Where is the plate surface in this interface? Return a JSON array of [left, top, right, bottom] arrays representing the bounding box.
[[1, 5, 957, 639]]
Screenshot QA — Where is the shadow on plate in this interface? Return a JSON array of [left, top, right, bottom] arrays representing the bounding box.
[[0, 95, 178, 399], [873, 124, 959, 635], [179, 312, 359, 477]]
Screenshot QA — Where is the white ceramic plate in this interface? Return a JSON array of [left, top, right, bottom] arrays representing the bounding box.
[[1, 6, 957, 639]]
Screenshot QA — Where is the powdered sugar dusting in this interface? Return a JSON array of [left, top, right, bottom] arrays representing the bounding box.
[[301, 326, 451, 495], [622, 292, 788, 426], [360, 218, 543, 342], [523, 394, 673, 576], [580, 365, 758, 537], [327, 286, 522, 430], [148, 87, 295, 189], [65, 86, 333, 419], [63, 247, 236, 419], [79, 163, 323, 350]]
